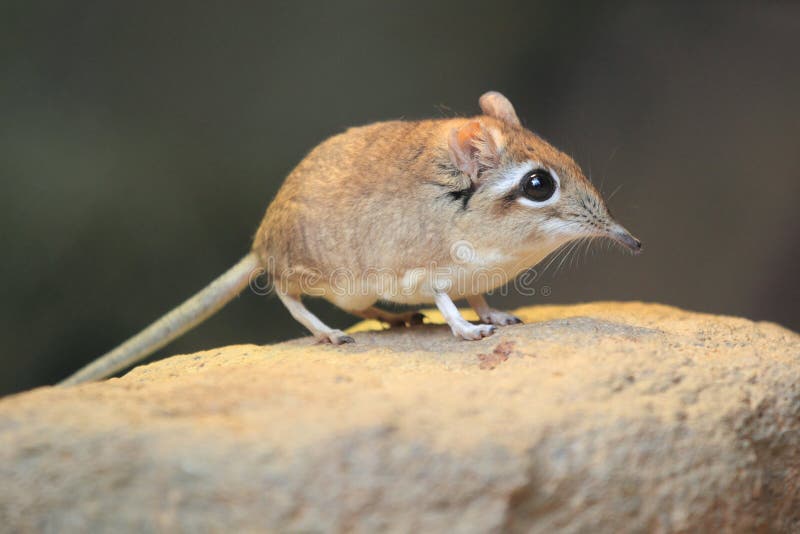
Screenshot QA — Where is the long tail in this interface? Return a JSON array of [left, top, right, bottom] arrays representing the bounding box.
[[59, 252, 262, 386]]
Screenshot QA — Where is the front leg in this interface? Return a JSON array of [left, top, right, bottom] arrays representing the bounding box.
[[434, 292, 495, 340], [467, 294, 522, 326]]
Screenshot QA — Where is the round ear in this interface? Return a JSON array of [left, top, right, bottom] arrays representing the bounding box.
[[448, 121, 482, 178], [479, 91, 521, 127], [447, 120, 503, 180]]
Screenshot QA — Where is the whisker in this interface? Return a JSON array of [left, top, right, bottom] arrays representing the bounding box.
[[555, 240, 581, 275], [582, 237, 593, 261], [539, 241, 572, 276], [607, 183, 623, 201], [600, 146, 621, 195], [570, 238, 586, 270]]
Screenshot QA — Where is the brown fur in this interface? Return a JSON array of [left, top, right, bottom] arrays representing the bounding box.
[[253, 93, 634, 309], [61, 92, 641, 383]]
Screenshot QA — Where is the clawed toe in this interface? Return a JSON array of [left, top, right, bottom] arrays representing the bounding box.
[[318, 330, 355, 345], [452, 323, 496, 340], [482, 312, 523, 326]]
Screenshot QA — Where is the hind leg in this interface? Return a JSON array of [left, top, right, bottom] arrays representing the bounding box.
[[276, 290, 354, 345], [352, 307, 425, 327]]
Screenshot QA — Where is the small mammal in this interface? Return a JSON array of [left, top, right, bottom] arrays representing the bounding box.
[[61, 91, 641, 385]]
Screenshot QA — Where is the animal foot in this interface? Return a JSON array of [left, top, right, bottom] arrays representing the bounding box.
[[385, 311, 426, 327], [480, 310, 522, 326], [317, 330, 355, 345], [451, 322, 496, 340]]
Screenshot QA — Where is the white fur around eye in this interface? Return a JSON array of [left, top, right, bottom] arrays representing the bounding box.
[[490, 161, 535, 194], [492, 161, 561, 207]]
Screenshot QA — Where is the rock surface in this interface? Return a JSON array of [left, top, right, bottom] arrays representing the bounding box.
[[1, 302, 799, 533]]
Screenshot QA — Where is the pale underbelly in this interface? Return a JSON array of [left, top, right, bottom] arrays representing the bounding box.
[[307, 246, 557, 308]]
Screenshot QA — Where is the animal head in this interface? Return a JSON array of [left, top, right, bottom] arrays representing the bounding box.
[[445, 91, 641, 257]]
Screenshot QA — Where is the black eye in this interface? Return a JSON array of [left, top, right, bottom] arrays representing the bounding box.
[[521, 169, 557, 202]]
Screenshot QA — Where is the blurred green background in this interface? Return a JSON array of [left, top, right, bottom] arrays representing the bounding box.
[[1, 1, 798, 394]]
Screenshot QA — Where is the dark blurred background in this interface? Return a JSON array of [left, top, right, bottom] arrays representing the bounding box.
[[1, 1, 798, 395]]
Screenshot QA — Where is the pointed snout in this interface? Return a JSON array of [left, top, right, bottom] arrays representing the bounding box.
[[608, 224, 643, 255]]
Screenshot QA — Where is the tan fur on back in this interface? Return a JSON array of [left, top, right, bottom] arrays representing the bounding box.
[[253, 111, 612, 310]]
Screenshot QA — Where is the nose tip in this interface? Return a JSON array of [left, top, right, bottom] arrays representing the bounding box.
[[624, 235, 643, 255], [610, 225, 643, 255]]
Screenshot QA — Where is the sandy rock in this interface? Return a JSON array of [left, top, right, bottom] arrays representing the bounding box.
[[1, 302, 799, 533]]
